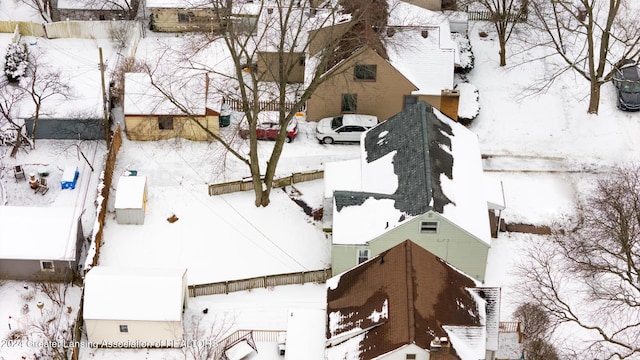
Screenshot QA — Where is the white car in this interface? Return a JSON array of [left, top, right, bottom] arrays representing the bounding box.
[[315, 114, 378, 144]]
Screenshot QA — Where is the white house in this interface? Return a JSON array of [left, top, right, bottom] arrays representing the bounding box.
[[83, 266, 189, 348], [114, 175, 148, 225]]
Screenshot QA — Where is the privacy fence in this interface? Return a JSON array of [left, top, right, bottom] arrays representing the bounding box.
[[0, 20, 143, 39], [208, 169, 324, 196], [225, 98, 307, 113], [188, 268, 332, 297], [467, 9, 528, 23]]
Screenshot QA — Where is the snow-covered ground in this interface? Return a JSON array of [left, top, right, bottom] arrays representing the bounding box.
[[1, 9, 640, 360]]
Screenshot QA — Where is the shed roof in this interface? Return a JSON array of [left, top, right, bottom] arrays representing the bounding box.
[[330, 102, 491, 245], [57, 0, 130, 10], [124, 72, 220, 116], [114, 175, 147, 209], [83, 266, 187, 322], [0, 206, 79, 260], [326, 240, 482, 360]]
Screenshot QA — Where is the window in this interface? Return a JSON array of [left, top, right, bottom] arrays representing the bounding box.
[[354, 64, 377, 81], [420, 221, 438, 233], [342, 94, 357, 112], [357, 249, 370, 264], [299, 55, 306, 66], [178, 13, 190, 22], [403, 95, 418, 109], [406, 355, 416, 360], [158, 116, 174, 130], [119, 325, 129, 333], [40, 261, 54, 272]]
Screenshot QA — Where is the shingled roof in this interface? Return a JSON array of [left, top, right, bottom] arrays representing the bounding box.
[[326, 240, 483, 360], [334, 101, 453, 214], [331, 101, 491, 246]]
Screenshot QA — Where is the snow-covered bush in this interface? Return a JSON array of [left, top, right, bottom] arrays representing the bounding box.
[[455, 81, 480, 125], [452, 33, 474, 74], [4, 42, 29, 83]]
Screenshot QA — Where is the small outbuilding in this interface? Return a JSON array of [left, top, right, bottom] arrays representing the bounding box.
[[83, 266, 189, 348], [114, 175, 147, 225]]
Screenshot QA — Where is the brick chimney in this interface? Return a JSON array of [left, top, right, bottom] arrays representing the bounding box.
[[440, 89, 460, 121]]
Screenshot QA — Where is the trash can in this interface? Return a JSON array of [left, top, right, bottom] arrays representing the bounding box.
[[219, 114, 231, 127], [219, 103, 231, 127]]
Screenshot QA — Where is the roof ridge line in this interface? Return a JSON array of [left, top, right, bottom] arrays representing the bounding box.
[[405, 240, 416, 343]]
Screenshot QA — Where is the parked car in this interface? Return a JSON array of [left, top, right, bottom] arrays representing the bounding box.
[[315, 114, 378, 144], [239, 117, 299, 143], [613, 59, 640, 111]]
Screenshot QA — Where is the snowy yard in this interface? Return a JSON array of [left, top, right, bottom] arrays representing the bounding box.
[[1, 8, 640, 360]]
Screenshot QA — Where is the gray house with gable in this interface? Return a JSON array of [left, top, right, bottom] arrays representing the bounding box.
[[324, 102, 505, 281]]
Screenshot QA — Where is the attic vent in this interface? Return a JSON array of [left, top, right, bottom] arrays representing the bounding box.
[[386, 28, 396, 37], [420, 221, 438, 233], [421, 29, 429, 38]]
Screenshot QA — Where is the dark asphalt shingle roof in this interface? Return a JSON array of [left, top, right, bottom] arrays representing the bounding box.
[[338, 101, 454, 216]]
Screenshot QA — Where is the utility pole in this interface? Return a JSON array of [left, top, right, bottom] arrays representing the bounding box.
[[99, 47, 111, 147]]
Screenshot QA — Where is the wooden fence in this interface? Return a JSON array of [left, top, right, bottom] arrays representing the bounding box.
[[188, 268, 332, 297], [86, 124, 122, 270], [225, 98, 306, 113], [467, 9, 528, 23], [208, 169, 324, 196]]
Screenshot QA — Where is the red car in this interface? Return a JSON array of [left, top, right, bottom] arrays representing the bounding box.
[[239, 119, 298, 143]]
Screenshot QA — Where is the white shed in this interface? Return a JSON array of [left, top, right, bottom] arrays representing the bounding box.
[[83, 267, 189, 348], [114, 175, 147, 225]]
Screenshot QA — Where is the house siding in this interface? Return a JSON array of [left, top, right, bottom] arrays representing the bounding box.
[[0, 217, 83, 282], [307, 48, 417, 122], [124, 114, 219, 141], [85, 319, 184, 347], [25, 118, 105, 140], [0, 259, 75, 281], [257, 51, 305, 83], [378, 344, 429, 360], [401, 0, 442, 11], [332, 212, 489, 281], [150, 8, 220, 33]]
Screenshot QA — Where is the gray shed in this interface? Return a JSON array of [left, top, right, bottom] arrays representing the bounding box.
[[115, 175, 147, 225]]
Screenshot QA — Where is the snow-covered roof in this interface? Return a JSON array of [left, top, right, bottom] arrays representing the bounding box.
[[443, 325, 487, 360], [0, 206, 80, 261], [114, 175, 147, 209], [83, 266, 187, 321], [57, 0, 130, 10], [323, 159, 361, 198], [388, 0, 449, 26], [146, 0, 212, 9], [326, 240, 484, 359], [256, 7, 338, 52], [284, 308, 326, 359], [14, 37, 115, 119], [124, 72, 216, 116], [386, 25, 456, 95], [330, 102, 492, 245]]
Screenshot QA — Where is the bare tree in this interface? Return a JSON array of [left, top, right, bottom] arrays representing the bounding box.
[[0, 77, 30, 157], [20, 50, 71, 148], [140, 0, 357, 207], [458, 0, 528, 66], [515, 165, 640, 359], [178, 313, 235, 360], [526, 0, 640, 114], [513, 302, 560, 360], [85, 0, 140, 20], [19, 0, 53, 22]]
